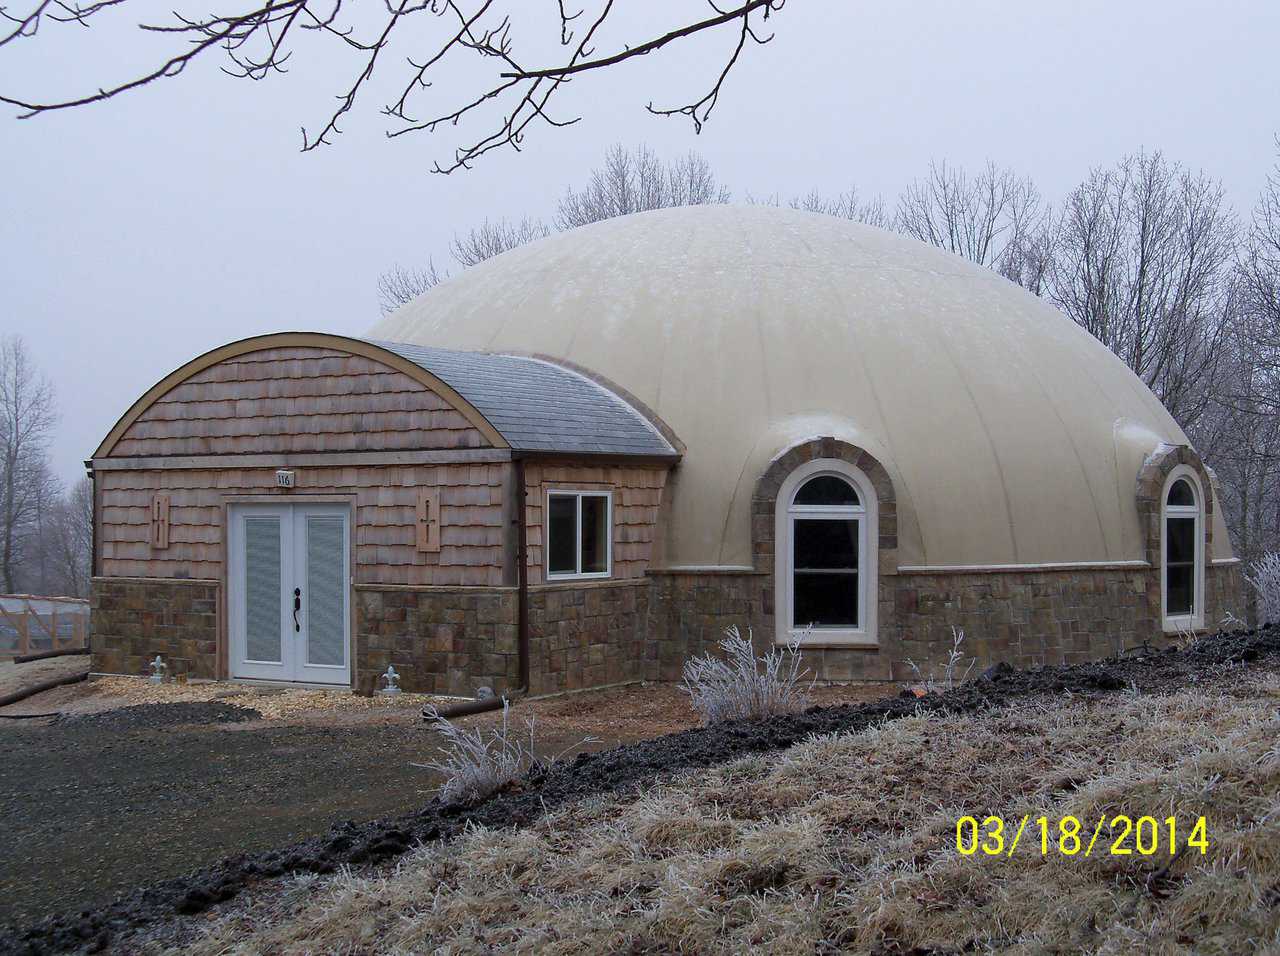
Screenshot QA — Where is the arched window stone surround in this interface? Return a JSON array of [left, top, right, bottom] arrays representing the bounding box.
[[752, 438, 898, 649], [1135, 443, 1216, 567], [1135, 443, 1217, 632]]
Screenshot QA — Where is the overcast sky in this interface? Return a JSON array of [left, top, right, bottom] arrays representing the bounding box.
[[2, 1, 1278, 488]]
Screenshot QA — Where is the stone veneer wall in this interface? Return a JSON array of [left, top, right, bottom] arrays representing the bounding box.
[[92, 533, 1245, 696], [526, 580, 649, 695], [91, 576, 219, 679], [353, 586, 518, 696], [640, 435, 1251, 686], [645, 560, 1245, 685], [647, 571, 770, 682]]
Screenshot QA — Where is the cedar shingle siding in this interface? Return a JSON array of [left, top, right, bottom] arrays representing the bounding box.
[[111, 347, 489, 457]]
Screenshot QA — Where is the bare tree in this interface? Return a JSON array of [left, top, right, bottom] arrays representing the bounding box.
[[44, 477, 93, 597], [895, 160, 1049, 277], [450, 216, 551, 267], [1047, 151, 1238, 429], [1, 2, 786, 173], [0, 336, 58, 592], [377, 260, 448, 316], [379, 144, 726, 313], [1234, 139, 1280, 409], [789, 187, 890, 228], [556, 144, 730, 229]]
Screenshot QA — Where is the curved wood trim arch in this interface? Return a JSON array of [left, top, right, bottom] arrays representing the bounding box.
[[92, 332, 511, 459]]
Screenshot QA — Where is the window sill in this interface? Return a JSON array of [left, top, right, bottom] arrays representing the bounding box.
[[778, 630, 879, 649], [1162, 616, 1204, 634], [545, 573, 612, 583]]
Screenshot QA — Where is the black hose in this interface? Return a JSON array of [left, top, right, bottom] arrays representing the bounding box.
[[426, 692, 520, 721], [13, 646, 90, 664], [0, 669, 88, 709]]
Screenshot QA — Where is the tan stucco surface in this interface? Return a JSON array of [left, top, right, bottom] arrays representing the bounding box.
[[373, 205, 1229, 568]]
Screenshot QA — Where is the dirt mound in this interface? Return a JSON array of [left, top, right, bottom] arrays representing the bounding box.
[[4, 624, 1277, 955], [58, 701, 261, 730]]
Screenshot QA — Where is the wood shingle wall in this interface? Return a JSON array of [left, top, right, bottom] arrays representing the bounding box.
[[523, 462, 669, 585], [98, 463, 508, 586], [110, 347, 489, 457]]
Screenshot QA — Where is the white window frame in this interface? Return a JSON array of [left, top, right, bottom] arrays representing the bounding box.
[[544, 489, 613, 581], [775, 458, 878, 647], [1161, 465, 1205, 632]]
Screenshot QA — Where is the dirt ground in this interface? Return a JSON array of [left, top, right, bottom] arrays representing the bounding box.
[[0, 673, 891, 929]]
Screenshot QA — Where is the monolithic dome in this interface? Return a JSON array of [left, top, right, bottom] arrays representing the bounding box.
[[89, 205, 1241, 692]]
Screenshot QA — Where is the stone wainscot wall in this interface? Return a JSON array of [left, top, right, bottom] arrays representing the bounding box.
[[91, 576, 219, 679]]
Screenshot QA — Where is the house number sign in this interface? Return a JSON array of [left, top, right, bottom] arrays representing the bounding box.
[[276, 469, 296, 488]]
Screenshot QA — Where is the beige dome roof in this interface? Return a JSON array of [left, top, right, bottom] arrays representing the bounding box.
[[372, 205, 1228, 568]]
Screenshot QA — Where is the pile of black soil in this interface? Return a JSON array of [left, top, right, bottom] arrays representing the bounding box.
[[59, 702, 261, 729], [5, 624, 1278, 955]]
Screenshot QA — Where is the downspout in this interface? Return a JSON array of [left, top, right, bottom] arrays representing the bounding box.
[[428, 454, 529, 721], [85, 462, 97, 580], [515, 454, 530, 692]]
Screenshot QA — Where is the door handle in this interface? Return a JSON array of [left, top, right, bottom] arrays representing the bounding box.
[[293, 588, 301, 632]]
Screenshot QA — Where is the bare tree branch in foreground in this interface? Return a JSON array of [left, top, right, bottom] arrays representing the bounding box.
[[0, 1, 786, 172]]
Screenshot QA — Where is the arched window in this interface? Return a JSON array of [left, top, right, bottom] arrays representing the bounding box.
[[775, 458, 878, 646], [1161, 468, 1204, 629]]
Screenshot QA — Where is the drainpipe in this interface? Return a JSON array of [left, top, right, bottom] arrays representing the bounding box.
[[514, 454, 531, 693], [84, 461, 97, 580], [428, 455, 529, 721]]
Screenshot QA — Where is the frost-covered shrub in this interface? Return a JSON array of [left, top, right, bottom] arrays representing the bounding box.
[[679, 625, 812, 725], [903, 626, 975, 693], [417, 700, 539, 804], [1244, 552, 1280, 626]]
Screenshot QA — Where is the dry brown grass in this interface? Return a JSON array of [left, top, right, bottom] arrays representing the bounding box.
[[171, 670, 1280, 955]]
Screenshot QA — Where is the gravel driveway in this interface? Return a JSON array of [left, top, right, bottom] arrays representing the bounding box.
[[0, 677, 889, 932], [0, 698, 608, 929]]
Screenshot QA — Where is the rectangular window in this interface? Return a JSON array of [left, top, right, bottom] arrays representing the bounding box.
[[792, 517, 860, 628], [1165, 516, 1196, 616], [546, 491, 612, 579]]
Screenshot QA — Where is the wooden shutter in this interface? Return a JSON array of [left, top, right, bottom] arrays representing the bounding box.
[[416, 489, 441, 553], [151, 494, 171, 549]]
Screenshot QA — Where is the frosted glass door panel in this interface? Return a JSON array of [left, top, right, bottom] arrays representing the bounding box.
[[244, 517, 283, 663], [305, 516, 346, 667]]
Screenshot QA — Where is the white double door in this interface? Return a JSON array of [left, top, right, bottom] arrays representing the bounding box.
[[228, 503, 351, 685]]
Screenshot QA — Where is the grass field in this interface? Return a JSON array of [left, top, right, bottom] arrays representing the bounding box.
[[175, 665, 1280, 955]]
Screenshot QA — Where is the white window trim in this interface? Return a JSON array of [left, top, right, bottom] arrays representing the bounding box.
[[1160, 465, 1205, 633], [544, 489, 613, 581], [774, 458, 878, 647]]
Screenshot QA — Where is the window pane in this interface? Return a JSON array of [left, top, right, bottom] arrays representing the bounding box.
[[794, 475, 859, 506], [1167, 563, 1193, 615], [547, 495, 577, 574], [244, 517, 281, 663], [1166, 479, 1195, 507], [581, 495, 609, 574], [1167, 516, 1196, 565], [794, 572, 858, 627], [306, 516, 345, 667], [794, 518, 858, 569]]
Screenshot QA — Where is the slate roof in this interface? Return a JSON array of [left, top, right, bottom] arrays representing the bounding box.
[[367, 340, 678, 458]]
